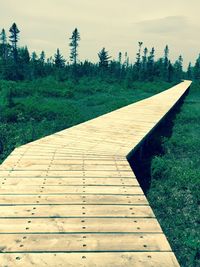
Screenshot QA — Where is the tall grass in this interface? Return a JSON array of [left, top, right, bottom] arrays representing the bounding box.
[[0, 77, 170, 162], [148, 82, 200, 267]]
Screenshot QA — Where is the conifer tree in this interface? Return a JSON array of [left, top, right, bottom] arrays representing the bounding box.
[[37, 51, 46, 77], [19, 46, 30, 64], [135, 41, 143, 69], [98, 48, 111, 68], [142, 47, 148, 75], [163, 45, 169, 80], [187, 62, 192, 79], [174, 55, 183, 81], [142, 48, 148, 67], [69, 28, 80, 65], [147, 47, 155, 80], [31, 52, 38, 62], [164, 45, 169, 67], [134, 42, 143, 80], [124, 52, 129, 68], [39, 51, 45, 64], [54, 48, 65, 68], [9, 23, 20, 62], [0, 29, 6, 45], [117, 52, 122, 79], [0, 29, 8, 60], [118, 52, 122, 66]]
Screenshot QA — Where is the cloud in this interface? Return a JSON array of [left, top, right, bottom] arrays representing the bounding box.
[[0, 1, 200, 68], [136, 16, 189, 34]]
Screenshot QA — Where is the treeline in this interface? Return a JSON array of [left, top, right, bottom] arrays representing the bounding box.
[[0, 22, 200, 83]]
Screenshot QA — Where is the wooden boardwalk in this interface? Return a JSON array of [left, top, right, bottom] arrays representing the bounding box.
[[0, 80, 191, 266]]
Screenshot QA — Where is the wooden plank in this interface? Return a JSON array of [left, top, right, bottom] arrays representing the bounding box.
[[0, 204, 154, 218], [0, 185, 143, 194], [0, 160, 130, 167], [0, 194, 148, 205], [0, 218, 161, 233], [0, 170, 135, 178], [8, 153, 125, 159], [1, 164, 132, 171], [0, 252, 180, 267], [0, 233, 170, 252], [0, 177, 139, 186]]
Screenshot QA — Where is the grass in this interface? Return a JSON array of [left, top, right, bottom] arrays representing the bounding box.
[[147, 82, 200, 267], [0, 77, 171, 162]]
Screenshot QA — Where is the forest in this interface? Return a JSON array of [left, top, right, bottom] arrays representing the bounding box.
[[0, 23, 200, 83], [0, 23, 200, 267]]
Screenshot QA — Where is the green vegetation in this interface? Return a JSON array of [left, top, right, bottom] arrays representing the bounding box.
[[148, 82, 200, 267], [0, 78, 171, 163]]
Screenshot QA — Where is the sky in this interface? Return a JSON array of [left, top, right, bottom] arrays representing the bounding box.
[[0, 0, 200, 68]]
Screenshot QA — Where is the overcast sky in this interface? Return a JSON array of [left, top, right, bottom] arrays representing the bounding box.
[[0, 0, 200, 68]]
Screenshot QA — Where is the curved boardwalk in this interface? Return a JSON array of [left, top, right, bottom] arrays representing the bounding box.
[[0, 81, 191, 266]]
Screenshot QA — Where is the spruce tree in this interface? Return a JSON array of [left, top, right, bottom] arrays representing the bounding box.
[[69, 28, 80, 65], [39, 51, 45, 64], [54, 48, 65, 68], [0, 29, 7, 60], [124, 52, 129, 68], [147, 47, 155, 81], [19, 46, 30, 64], [0, 29, 6, 45], [9, 23, 20, 62], [142, 48, 148, 68], [135, 41, 143, 69], [117, 52, 122, 79], [118, 52, 122, 66], [134, 42, 143, 80], [37, 51, 46, 77], [98, 48, 111, 68], [174, 55, 183, 81], [31, 52, 38, 62], [187, 62, 192, 79], [163, 45, 169, 80], [141, 47, 148, 79], [164, 45, 169, 67]]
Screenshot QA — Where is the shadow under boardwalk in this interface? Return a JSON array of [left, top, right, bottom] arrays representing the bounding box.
[[127, 88, 189, 194], [0, 80, 191, 267]]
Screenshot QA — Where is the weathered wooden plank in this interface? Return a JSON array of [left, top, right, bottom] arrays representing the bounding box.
[[0, 194, 148, 205], [0, 252, 180, 267], [0, 233, 170, 252], [0, 164, 132, 171], [0, 204, 154, 218], [0, 170, 135, 178], [0, 177, 139, 186], [0, 185, 143, 195], [0, 160, 130, 167], [0, 218, 161, 233]]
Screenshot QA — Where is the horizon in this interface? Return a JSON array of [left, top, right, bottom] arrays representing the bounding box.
[[0, 0, 200, 68]]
